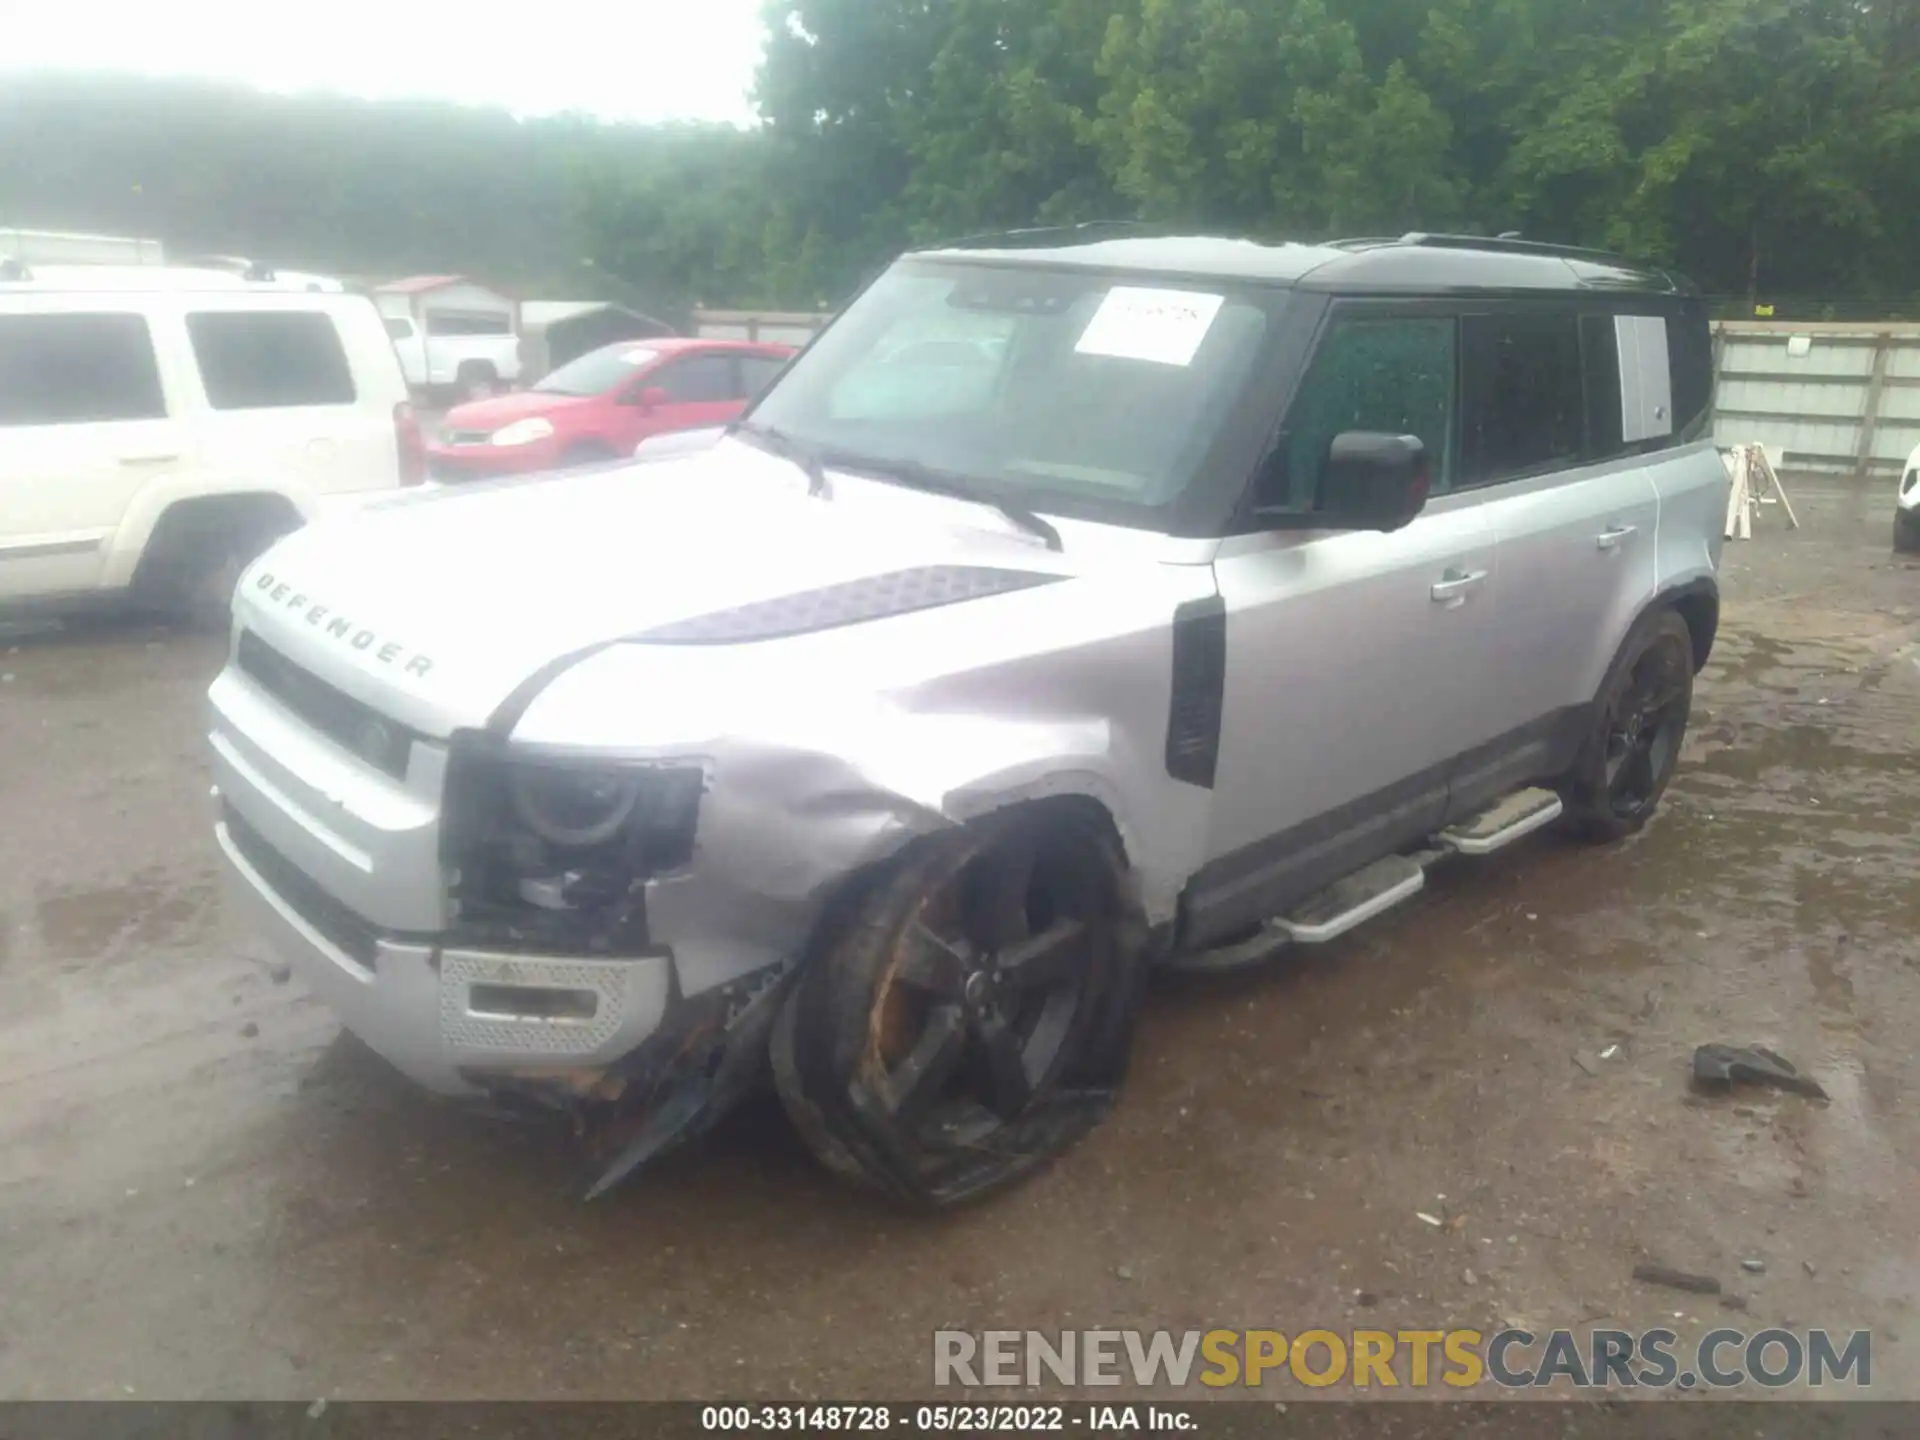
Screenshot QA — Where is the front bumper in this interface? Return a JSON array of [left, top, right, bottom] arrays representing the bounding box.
[[216, 809, 673, 1094], [424, 443, 554, 483]]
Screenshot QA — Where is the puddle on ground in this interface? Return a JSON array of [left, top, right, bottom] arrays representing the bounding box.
[[32, 869, 218, 965]]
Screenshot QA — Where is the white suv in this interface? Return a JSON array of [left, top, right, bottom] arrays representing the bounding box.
[[0, 263, 423, 618]]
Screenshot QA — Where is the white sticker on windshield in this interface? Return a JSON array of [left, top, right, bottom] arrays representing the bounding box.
[[620, 347, 658, 365], [1075, 287, 1225, 367]]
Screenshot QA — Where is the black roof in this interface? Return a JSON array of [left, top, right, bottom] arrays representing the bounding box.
[[912, 229, 1689, 296]]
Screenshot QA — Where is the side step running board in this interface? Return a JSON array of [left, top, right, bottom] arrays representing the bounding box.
[[1165, 786, 1568, 973], [1439, 786, 1563, 855], [1276, 855, 1425, 945]]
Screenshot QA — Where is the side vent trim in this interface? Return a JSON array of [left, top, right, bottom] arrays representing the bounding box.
[[1166, 596, 1227, 788]]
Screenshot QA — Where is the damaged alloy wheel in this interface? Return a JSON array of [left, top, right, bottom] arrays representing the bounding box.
[[770, 803, 1145, 1207]]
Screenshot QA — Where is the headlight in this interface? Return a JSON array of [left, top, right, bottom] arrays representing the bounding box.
[[491, 417, 555, 447], [509, 766, 642, 847]]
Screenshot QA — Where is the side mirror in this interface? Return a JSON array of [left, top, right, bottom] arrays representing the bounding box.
[[628, 385, 671, 409], [1255, 431, 1431, 534]]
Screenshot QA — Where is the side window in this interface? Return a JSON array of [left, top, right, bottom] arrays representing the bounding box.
[[1459, 311, 1584, 486], [1668, 302, 1715, 439], [655, 354, 739, 404], [1279, 316, 1455, 506], [424, 312, 511, 337], [187, 311, 356, 410], [0, 313, 167, 427], [384, 318, 415, 341], [740, 354, 789, 399], [1579, 314, 1625, 460]]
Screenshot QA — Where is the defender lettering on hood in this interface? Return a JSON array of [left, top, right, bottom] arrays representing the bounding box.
[[251, 570, 435, 679]]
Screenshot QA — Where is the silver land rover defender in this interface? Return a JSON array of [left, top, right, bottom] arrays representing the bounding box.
[[210, 231, 1726, 1206]]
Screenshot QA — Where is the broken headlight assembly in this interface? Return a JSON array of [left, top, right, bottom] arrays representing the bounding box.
[[442, 736, 705, 951]]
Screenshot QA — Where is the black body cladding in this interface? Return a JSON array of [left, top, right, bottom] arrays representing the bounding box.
[[1165, 597, 1227, 788]]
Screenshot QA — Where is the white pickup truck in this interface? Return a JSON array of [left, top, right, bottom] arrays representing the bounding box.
[[375, 278, 523, 400]]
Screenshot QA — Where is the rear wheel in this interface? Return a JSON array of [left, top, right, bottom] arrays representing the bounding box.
[[771, 803, 1145, 1208], [1559, 610, 1695, 842]]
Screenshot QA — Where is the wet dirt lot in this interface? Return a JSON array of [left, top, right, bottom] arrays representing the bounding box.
[[0, 476, 1915, 1403]]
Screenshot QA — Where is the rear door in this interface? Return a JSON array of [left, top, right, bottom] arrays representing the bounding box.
[[0, 308, 181, 599], [184, 305, 395, 501], [1197, 309, 1506, 935], [1448, 306, 1663, 810]]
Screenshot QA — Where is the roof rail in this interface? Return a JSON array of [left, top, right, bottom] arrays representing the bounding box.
[[1391, 231, 1632, 262], [914, 220, 1161, 252]]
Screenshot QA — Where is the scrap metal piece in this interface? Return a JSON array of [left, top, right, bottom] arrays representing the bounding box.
[[1633, 1264, 1722, 1295], [1691, 1043, 1830, 1101]]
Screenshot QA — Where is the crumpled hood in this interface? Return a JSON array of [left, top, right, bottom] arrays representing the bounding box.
[[232, 446, 1076, 737], [438, 389, 588, 433]]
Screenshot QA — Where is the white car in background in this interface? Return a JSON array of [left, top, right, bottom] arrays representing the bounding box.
[[0, 263, 425, 619], [1896, 441, 1920, 553]]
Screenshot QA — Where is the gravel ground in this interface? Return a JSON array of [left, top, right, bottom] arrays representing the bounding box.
[[0, 475, 1914, 1402]]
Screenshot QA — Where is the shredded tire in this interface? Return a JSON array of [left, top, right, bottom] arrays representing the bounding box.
[[770, 803, 1147, 1208]]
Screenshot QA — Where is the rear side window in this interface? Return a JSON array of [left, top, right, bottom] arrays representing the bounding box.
[[384, 318, 415, 340], [1668, 302, 1714, 438], [1579, 315, 1625, 459], [188, 311, 356, 410], [657, 354, 739, 403], [0, 313, 167, 427], [1279, 316, 1456, 504], [425, 313, 511, 336], [1459, 312, 1584, 486]]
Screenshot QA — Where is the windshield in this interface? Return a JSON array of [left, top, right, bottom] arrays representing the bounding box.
[[535, 343, 659, 397], [745, 261, 1274, 522]]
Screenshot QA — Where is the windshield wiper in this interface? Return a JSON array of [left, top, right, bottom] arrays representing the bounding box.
[[816, 451, 1064, 553], [729, 419, 828, 496]]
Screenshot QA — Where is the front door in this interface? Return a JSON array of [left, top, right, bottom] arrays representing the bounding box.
[[1190, 311, 1509, 940], [625, 352, 750, 447]]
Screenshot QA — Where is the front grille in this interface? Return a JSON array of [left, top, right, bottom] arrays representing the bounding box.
[[442, 429, 491, 446], [236, 630, 416, 779], [223, 804, 381, 968]]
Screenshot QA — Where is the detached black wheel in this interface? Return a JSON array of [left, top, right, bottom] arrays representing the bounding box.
[[1560, 610, 1695, 842], [770, 804, 1145, 1208]]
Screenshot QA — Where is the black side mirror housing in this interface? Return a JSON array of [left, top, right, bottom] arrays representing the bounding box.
[[1254, 431, 1431, 534]]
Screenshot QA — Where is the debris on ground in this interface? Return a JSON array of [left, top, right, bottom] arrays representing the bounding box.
[[1691, 1044, 1830, 1101], [1741, 1258, 1766, 1274], [1633, 1263, 1722, 1295], [1416, 1212, 1443, 1227]]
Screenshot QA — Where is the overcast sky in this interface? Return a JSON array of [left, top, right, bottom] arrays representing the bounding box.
[[5, 0, 767, 125]]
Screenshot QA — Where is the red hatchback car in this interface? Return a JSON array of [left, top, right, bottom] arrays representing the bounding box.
[[425, 338, 796, 481]]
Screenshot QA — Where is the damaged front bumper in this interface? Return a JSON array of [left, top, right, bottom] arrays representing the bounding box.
[[216, 806, 795, 1194]]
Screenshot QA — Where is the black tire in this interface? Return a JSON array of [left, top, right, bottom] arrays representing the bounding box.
[[1558, 609, 1696, 842], [558, 441, 615, 469], [132, 503, 298, 629], [1895, 509, 1920, 554], [770, 803, 1147, 1208]]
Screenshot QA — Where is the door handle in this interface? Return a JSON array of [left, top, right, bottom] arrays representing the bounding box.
[[117, 452, 180, 466], [1430, 567, 1489, 606], [1595, 523, 1639, 551]]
